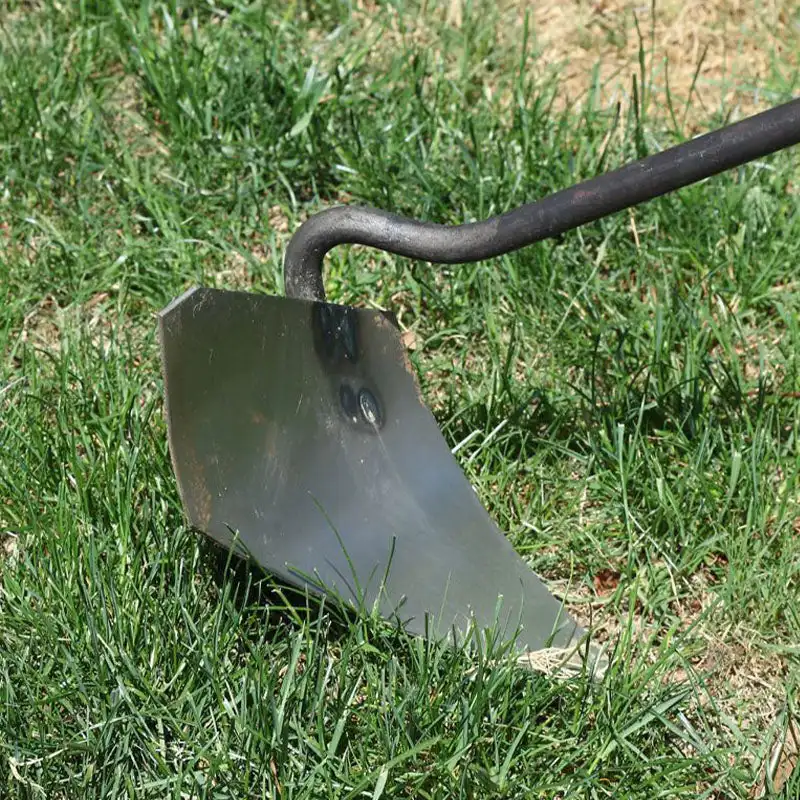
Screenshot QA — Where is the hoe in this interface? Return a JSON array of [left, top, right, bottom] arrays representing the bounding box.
[[159, 98, 800, 666]]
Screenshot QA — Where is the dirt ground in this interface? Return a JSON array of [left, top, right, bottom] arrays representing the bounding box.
[[537, 0, 795, 116], [450, 0, 799, 125]]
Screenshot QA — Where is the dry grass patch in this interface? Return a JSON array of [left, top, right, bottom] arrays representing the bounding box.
[[353, 0, 798, 125], [518, 0, 798, 120]]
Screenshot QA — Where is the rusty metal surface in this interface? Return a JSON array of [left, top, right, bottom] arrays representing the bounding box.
[[159, 287, 585, 653]]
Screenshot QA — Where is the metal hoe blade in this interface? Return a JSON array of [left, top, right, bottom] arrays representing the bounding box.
[[160, 287, 583, 654]]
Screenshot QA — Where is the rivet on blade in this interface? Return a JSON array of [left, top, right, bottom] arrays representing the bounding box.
[[339, 383, 359, 423], [338, 310, 358, 362], [358, 388, 382, 429]]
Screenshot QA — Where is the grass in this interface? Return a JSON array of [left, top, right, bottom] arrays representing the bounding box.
[[1, 0, 799, 796]]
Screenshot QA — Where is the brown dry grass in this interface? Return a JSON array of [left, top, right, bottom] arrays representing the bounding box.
[[366, 0, 799, 127], [517, 0, 799, 123]]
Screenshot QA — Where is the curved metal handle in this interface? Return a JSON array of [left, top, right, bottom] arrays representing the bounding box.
[[284, 97, 800, 302]]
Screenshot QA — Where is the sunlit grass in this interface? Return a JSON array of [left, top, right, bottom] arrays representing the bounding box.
[[1, 1, 798, 796]]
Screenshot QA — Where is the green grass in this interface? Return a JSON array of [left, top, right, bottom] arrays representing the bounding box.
[[1, 1, 799, 797]]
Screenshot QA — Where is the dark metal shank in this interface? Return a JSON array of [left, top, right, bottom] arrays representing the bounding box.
[[284, 98, 800, 302]]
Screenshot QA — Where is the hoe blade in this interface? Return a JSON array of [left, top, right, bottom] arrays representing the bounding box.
[[160, 287, 585, 655]]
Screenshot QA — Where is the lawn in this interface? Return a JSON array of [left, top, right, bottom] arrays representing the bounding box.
[[1, 1, 799, 797]]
